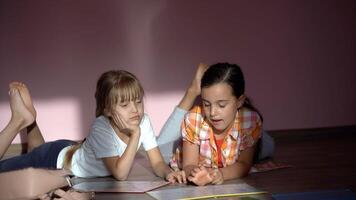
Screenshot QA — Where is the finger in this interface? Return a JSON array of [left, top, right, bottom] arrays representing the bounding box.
[[181, 171, 187, 184], [188, 176, 195, 182], [115, 111, 132, 129], [53, 189, 74, 200], [175, 174, 182, 183], [111, 112, 125, 129], [178, 173, 185, 184], [212, 178, 221, 185], [211, 173, 220, 184], [192, 167, 201, 173], [53, 188, 67, 196], [167, 176, 175, 184], [38, 193, 50, 200], [116, 113, 127, 128], [215, 177, 224, 185], [112, 113, 132, 135]]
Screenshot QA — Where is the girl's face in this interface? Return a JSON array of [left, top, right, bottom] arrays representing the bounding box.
[[113, 97, 144, 127], [201, 82, 244, 135]]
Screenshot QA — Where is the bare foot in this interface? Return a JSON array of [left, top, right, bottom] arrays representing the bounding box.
[[188, 166, 213, 186], [9, 86, 35, 131], [9, 82, 37, 118], [188, 63, 209, 96]]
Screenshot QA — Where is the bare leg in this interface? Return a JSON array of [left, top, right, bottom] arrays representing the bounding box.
[[158, 63, 209, 162], [0, 86, 35, 159], [11, 82, 45, 152], [177, 63, 208, 110]]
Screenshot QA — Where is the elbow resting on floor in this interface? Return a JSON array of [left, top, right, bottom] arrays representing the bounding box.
[[112, 172, 129, 181], [114, 175, 128, 181]]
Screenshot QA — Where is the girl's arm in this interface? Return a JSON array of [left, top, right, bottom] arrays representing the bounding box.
[[218, 144, 257, 181], [178, 63, 208, 111], [146, 147, 172, 178], [146, 147, 187, 183], [102, 127, 141, 181], [182, 141, 200, 177], [158, 63, 208, 147]]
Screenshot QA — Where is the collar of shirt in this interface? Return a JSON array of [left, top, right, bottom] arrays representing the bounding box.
[[199, 113, 240, 141]]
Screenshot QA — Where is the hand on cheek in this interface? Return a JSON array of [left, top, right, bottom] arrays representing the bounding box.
[[111, 111, 140, 137]]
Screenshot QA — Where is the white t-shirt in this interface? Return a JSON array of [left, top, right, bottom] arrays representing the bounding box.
[[57, 114, 157, 177]]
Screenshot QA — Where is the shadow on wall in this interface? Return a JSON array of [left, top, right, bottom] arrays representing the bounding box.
[[0, 1, 203, 142], [0, 0, 356, 143], [0, 1, 140, 141]]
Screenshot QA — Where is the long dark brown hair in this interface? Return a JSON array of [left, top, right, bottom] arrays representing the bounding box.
[[201, 62, 263, 121]]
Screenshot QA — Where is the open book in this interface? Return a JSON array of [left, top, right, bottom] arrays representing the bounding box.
[[147, 182, 267, 200], [73, 180, 169, 193]]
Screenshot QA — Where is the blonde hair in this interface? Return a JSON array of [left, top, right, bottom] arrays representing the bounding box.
[[63, 70, 144, 170], [95, 70, 144, 117]]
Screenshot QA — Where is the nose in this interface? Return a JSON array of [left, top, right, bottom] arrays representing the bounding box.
[[210, 105, 217, 117], [130, 102, 138, 113]]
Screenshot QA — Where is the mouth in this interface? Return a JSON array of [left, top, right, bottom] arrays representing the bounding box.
[[130, 115, 141, 121], [210, 119, 223, 126]]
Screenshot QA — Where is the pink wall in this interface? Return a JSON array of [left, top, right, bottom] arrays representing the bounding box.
[[0, 0, 355, 143]]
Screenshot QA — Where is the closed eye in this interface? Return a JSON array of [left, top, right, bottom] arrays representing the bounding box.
[[119, 102, 129, 107], [218, 104, 227, 108]]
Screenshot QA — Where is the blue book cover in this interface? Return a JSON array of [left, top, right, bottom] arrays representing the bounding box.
[[273, 189, 356, 200]]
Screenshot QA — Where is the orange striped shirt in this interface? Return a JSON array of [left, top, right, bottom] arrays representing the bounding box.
[[169, 105, 262, 170]]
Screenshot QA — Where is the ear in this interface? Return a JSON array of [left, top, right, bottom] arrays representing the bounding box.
[[237, 94, 246, 108]]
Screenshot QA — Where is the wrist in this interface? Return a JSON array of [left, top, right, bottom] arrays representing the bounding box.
[[130, 131, 140, 139]]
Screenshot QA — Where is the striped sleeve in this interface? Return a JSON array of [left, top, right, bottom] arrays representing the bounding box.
[[239, 109, 262, 150], [181, 108, 201, 145]]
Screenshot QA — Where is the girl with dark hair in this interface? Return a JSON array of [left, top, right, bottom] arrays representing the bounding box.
[[164, 63, 274, 186]]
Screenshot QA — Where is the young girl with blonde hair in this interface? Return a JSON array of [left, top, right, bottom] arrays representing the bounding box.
[[0, 70, 183, 198]]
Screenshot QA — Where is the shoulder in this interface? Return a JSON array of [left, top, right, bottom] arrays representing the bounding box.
[[140, 113, 156, 136], [90, 115, 113, 136], [140, 113, 152, 128], [184, 105, 204, 123], [237, 107, 262, 130], [92, 115, 110, 127], [182, 105, 209, 140], [140, 114, 158, 149], [188, 105, 203, 115]]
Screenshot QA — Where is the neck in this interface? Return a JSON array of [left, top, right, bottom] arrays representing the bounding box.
[[213, 125, 231, 140], [214, 117, 236, 139]]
